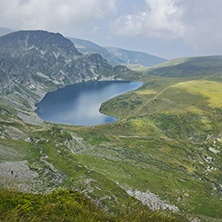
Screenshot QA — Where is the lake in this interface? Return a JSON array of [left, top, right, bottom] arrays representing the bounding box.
[[36, 81, 142, 126]]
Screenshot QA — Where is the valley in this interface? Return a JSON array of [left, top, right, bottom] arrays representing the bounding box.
[[0, 30, 222, 221]]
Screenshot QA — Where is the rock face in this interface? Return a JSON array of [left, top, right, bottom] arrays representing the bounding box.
[[0, 30, 132, 123]]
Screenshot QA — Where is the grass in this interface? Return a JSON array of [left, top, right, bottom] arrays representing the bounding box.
[[171, 80, 222, 108], [1, 73, 222, 220], [0, 139, 40, 163], [69, 76, 222, 219], [124, 63, 152, 73], [145, 56, 222, 77], [0, 188, 187, 222], [0, 188, 113, 222]]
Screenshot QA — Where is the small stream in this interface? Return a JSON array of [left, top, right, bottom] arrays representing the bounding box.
[[33, 144, 67, 185]]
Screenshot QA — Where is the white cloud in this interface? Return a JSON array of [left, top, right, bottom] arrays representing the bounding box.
[[0, 0, 117, 34], [91, 26, 100, 33], [1, 0, 222, 56], [111, 0, 185, 39], [111, 0, 222, 54], [179, 0, 222, 53]]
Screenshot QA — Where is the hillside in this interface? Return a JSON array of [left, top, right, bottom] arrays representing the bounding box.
[[69, 37, 167, 67], [145, 56, 222, 77], [0, 31, 222, 221], [69, 37, 123, 65], [105, 47, 167, 67]]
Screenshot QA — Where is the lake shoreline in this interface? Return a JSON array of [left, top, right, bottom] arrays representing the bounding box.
[[35, 80, 142, 126]]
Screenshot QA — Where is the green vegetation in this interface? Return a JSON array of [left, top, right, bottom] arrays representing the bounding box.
[[0, 188, 186, 222], [124, 63, 152, 73], [0, 188, 107, 222], [75, 76, 222, 220], [146, 56, 222, 77], [1, 56, 222, 221]]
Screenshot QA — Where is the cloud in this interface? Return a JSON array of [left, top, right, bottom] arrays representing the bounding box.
[[0, 0, 117, 34], [1, 0, 222, 55], [179, 0, 222, 52], [110, 0, 185, 39], [110, 0, 222, 54]]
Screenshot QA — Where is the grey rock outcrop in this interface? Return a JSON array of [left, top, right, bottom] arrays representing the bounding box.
[[127, 190, 179, 212]]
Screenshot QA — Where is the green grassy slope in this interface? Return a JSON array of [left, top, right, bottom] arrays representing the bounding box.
[[0, 188, 186, 222], [146, 56, 222, 77], [0, 124, 186, 221], [1, 57, 222, 221], [75, 76, 222, 220]]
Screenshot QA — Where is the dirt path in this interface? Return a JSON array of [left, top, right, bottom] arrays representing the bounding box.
[[122, 85, 172, 121]]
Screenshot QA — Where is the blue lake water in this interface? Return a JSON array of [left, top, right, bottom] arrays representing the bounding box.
[[36, 81, 142, 126]]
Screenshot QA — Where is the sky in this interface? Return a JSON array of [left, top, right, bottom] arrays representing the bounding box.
[[0, 0, 221, 59]]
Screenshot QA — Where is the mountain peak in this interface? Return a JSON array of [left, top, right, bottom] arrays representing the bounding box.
[[0, 30, 133, 97], [0, 30, 81, 57]]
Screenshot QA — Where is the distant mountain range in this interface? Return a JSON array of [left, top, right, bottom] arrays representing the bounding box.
[[68, 37, 123, 65], [0, 27, 167, 67], [69, 37, 167, 66], [105, 47, 167, 66]]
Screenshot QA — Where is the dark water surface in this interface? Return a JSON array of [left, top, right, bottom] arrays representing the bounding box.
[[36, 81, 142, 126]]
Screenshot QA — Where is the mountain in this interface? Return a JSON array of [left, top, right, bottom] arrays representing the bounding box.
[[145, 55, 222, 77], [68, 37, 167, 67], [69, 37, 123, 65], [0, 27, 13, 36], [0, 30, 133, 123], [105, 47, 167, 67]]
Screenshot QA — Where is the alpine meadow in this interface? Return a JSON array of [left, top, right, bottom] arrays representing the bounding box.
[[0, 30, 222, 222]]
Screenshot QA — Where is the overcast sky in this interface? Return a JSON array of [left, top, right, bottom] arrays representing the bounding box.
[[0, 0, 221, 59]]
